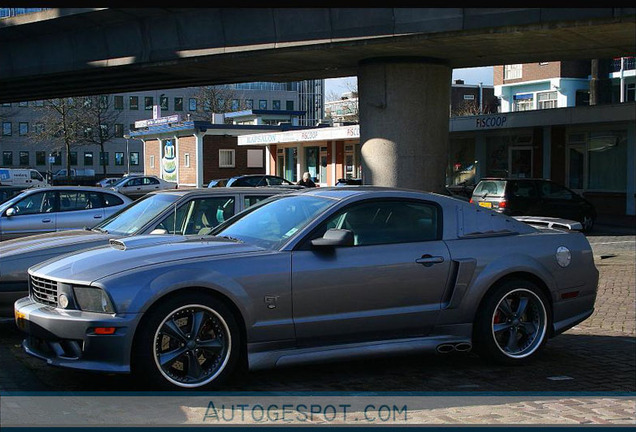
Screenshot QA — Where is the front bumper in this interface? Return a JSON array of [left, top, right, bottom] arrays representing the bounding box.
[[14, 297, 140, 374]]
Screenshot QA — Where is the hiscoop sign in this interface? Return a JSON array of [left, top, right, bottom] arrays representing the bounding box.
[[475, 115, 507, 128]]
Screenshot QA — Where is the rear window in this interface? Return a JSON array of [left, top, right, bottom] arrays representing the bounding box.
[[473, 180, 506, 197]]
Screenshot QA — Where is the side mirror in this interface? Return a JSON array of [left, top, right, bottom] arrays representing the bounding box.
[[311, 228, 354, 248], [5, 207, 16, 217]]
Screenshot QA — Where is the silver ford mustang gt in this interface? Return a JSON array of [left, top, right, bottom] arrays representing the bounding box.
[[14, 187, 598, 389]]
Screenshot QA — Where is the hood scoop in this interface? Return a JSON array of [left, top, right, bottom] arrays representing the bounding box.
[[109, 235, 189, 251]]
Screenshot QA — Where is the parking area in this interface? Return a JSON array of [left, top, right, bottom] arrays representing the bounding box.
[[0, 224, 634, 425]]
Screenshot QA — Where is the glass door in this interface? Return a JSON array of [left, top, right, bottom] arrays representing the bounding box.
[[508, 146, 533, 179], [305, 146, 319, 183]]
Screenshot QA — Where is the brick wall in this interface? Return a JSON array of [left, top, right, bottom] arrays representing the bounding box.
[[144, 139, 160, 177], [202, 135, 265, 184], [495, 61, 591, 86], [177, 135, 196, 185]]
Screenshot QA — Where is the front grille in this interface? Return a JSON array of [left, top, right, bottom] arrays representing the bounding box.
[[30, 275, 58, 307]]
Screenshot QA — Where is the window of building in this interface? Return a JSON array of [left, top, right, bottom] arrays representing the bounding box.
[[19, 101, 28, 107], [463, 94, 475, 100], [144, 97, 153, 110], [272, 100, 281, 110], [3, 151, 13, 166], [189, 98, 197, 111], [203, 100, 211, 112], [130, 152, 140, 166], [19, 122, 28, 135], [99, 152, 109, 166], [115, 152, 124, 166], [36, 151, 46, 166], [537, 91, 558, 109], [247, 149, 263, 168], [160, 95, 169, 110], [286, 100, 294, 110], [114, 96, 124, 110], [99, 96, 108, 109], [174, 97, 183, 111], [129, 96, 139, 110], [567, 130, 627, 192], [1, 102, 10, 107], [150, 155, 155, 168], [627, 83, 636, 102], [231, 99, 240, 111], [184, 153, 190, 168], [513, 94, 533, 112], [259, 100, 268, 110], [18, 151, 29, 166], [2, 122, 11, 136], [245, 99, 254, 109], [114, 124, 124, 138], [504, 64, 522, 80], [33, 100, 44, 107], [219, 149, 235, 168], [70, 152, 78, 165], [52, 151, 62, 165], [100, 124, 108, 138]]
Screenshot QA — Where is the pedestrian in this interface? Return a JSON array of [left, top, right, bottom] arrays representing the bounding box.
[[297, 172, 316, 187]]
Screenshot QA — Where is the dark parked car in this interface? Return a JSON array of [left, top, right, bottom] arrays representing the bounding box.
[[470, 178, 597, 232], [225, 174, 298, 187], [16, 187, 598, 389], [0, 187, 290, 316], [207, 178, 229, 188]]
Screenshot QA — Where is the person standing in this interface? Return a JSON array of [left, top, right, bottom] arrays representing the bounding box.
[[297, 172, 316, 187]]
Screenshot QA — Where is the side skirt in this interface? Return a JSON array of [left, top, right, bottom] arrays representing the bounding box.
[[247, 335, 472, 371]]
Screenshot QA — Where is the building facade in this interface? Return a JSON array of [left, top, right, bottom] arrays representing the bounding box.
[[0, 81, 324, 178]]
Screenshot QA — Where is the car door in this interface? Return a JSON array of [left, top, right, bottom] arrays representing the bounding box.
[[56, 190, 105, 231], [144, 177, 162, 193], [152, 195, 237, 235], [537, 180, 582, 220], [290, 198, 450, 346], [0, 190, 57, 240]]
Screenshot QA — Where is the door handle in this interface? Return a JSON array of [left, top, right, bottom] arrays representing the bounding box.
[[93, 214, 102, 219], [41, 218, 52, 223], [416, 255, 444, 267]]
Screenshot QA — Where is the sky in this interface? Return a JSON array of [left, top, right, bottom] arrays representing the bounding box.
[[325, 66, 494, 98]]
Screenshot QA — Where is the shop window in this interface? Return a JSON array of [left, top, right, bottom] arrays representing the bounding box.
[[567, 130, 627, 192]]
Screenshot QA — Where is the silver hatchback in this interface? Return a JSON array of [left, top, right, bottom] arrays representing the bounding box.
[[0, 186, 132, 241]]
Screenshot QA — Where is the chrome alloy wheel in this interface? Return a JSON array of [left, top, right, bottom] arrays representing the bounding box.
[[153, 304, 231, 388], [491, 288, 547, 359]]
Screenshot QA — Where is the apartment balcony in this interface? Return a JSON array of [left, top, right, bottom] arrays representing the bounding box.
[[612, 57, 636, 72]]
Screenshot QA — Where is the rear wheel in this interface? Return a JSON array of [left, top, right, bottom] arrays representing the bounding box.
[[581, 213, 595, 233], [474, 280, 550, 364], [132, 292, 240, 389]]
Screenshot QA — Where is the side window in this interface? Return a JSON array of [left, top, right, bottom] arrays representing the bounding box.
[[102, 193, 124, 207], [315, 200, 439, 246], [158, 197, 236, 235], [12, 192, 48, 215], [509, 181, 537, 198], [59, 191, 83, 212], [240, 177, 262, 187], [244, 195, 272, 208], [145, 177, 159, 185], [266, 176, 285, 186], [128, 178, 141, 187], [542, 182, 573, 200]]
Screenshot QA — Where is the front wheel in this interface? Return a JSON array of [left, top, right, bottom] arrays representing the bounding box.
[[474, 280, 550, 365], [132, 292, 240, 389]]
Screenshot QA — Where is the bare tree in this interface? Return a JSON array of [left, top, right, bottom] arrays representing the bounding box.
[[191, 85, 245, 123], [28, 98, 86, 180], [78, 95, 122, 176]]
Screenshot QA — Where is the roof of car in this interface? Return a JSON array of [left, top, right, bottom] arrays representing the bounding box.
[[145, 187, 294, 197]]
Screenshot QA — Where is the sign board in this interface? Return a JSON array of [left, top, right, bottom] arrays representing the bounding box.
[[135, 114, 181, 129]]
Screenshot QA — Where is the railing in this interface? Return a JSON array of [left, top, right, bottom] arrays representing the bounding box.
[[612, 57, 636, 72]]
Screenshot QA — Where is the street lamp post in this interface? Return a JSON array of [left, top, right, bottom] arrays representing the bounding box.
[[123, 134, 130, 175]]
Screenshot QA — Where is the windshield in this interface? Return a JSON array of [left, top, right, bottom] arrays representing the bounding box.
[[93, 193, 180, 235], [212, 194, 335, 250]]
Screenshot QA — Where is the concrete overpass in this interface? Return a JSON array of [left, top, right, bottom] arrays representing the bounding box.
[[1, 8, 634, 192]]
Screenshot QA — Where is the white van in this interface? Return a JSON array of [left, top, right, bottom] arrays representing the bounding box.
[[0, 168, 48, 187]]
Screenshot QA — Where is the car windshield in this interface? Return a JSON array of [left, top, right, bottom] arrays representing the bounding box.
[[92, 193, 181, 235], [473, 180, 506, 197], [212, 194, 335, 250]]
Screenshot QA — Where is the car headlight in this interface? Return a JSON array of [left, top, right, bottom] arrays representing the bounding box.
[[73, 286, 115, 313]]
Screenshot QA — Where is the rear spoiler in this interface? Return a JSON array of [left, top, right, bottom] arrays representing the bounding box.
[[513, 216, 583, 231]]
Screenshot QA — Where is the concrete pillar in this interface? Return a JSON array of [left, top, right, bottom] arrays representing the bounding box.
[[627, 121, 635, 216], [358, 58, 451, 193], [542, 126, 551, 179], [474, 135, 487, 181], [195, 133, 204, 188]]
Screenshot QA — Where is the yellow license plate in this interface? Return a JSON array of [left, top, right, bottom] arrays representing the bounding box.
[[478, 202, 492, 209]]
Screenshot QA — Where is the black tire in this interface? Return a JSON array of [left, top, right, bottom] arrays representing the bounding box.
[[473, 279, 550, 365], [132, 291, 241, 390]]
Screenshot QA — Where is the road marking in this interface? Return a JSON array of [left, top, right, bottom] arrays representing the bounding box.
[[591, 241, 635, 245]]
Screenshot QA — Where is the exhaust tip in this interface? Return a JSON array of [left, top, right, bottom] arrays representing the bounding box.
[[436, 344, 455, 354], [454, 343, 472, 352]]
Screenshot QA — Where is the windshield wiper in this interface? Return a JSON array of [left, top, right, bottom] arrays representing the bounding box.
[[92, 227, 108, 234], [219, 235, 242, 243]]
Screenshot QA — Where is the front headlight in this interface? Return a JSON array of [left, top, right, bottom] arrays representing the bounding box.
[[73, 286, 115, 313]]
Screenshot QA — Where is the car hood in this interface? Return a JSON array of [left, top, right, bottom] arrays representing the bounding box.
[[0, 229, 115, 258], [28, 234, 265, 284]]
